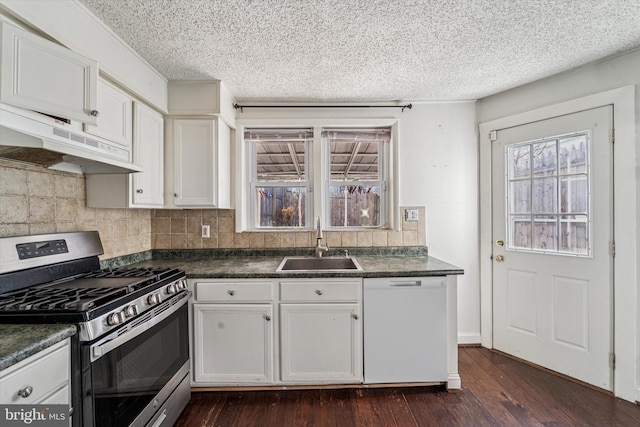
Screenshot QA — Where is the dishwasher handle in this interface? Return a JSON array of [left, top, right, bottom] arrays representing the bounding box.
[[390, 281, 422, 287], [364, 277, 447, 290]]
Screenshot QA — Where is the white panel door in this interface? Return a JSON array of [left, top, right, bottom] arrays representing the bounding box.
[[280, 303, 362, 384], [0, 21, 98, 124], [193, 304, 273, 384], [173, 119, 217, 206], [132, 102, 164, 206], [491, 106, 613, 390], [85, 79, 132, 147]]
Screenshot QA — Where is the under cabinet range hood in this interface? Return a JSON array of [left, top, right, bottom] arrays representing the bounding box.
[[0, 103, 143, 174]]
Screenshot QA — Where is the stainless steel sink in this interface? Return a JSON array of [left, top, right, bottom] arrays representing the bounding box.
[[276, 256, 363, 272]]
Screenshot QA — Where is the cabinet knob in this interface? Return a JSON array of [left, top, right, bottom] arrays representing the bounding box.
[[174, 193, 178, 197], [17, 386, 33, 398], [90, 109, 100, 117], [228, 290, 236, 296], [136, 189, 144, 194], [352, 314, 360, 320], [315, 289, 323, 295], [264, 315, 271, 321]]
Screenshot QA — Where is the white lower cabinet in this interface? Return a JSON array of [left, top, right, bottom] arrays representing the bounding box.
[[190, 277, 363, 387], [280, 303, 362, 383], [191, 280, 274, 386], [193, 303, 273, 384], [0, 338, 72, 425]]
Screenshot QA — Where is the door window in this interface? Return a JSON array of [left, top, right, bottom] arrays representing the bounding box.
[[506, 133, 590, 255]]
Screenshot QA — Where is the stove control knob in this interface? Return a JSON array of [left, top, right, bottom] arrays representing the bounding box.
[[124, 305, 139, 317], [166, 284, 178, 294], [107, 311, 125, 326], [147, 293, 161, 305], [178, 280, 187, 290]]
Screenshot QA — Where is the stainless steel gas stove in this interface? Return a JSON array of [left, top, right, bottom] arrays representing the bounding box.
[[0, 231, 191, 427]]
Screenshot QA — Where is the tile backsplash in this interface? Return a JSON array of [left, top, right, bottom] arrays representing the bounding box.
[[151, 207, 426, 249], [0, 160, 151, 259], [1, 160, 426, 258]]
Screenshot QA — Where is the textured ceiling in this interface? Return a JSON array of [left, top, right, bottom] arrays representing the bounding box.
[[77, 0, 640, 102]]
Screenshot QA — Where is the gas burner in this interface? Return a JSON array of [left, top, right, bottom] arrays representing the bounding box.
[[0, 286, 126, 312], [85, 266, 176, 279]]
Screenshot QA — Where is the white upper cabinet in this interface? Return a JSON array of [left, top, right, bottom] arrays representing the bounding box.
[[0, 20, 98, 124], [86, 101, 164, 208], [84, 78, 133, 147], [132, 102, 164, 206], [164, 80, 234, 209]]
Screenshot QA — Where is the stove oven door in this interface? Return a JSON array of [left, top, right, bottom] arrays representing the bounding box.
[[82, 293, 190, 427]]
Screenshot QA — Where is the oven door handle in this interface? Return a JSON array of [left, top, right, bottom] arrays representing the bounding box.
[[90, 291, 190, 362]]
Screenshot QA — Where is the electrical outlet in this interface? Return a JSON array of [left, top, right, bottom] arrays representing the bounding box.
[[405, 209, 419, 221], [201, 225, 210, 238]]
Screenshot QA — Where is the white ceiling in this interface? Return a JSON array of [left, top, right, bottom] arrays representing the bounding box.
[[78, 0, 640, 103]]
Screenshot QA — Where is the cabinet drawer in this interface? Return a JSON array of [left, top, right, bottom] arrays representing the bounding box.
[[280, 281, 361, 302], [0, 340, 70, 404], [39, 385, 69, 405], [196, 281, 274, 302]]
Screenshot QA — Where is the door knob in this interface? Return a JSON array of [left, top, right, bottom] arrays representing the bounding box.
[[496, 240, 504, 247], [495, 254, 505, 262]]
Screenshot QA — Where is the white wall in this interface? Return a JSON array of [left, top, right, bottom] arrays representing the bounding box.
[[477, 49, 639, 402], [399, 103, 479, 343], [235, 103, 481, 343]]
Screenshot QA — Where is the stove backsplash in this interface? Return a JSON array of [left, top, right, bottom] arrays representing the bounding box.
[[0, 159, 151, 259], [1, 159, 426, 258]]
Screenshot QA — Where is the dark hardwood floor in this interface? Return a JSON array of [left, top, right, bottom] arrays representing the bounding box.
[[175, 347, 640, 426]]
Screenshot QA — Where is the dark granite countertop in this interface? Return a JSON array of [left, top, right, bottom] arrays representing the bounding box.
[[124, 248, 464, 279], [0, 324, 76, 371]]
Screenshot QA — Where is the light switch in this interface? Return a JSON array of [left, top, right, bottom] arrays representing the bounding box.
[[201, 225, 210, 238], [405, 209, 419, 221]]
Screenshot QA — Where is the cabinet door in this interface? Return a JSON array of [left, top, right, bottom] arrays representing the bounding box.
[[84, 79, 132, 147], [0, 22, 98, 124], [132, 102, 164, 206], [280, 303, 362, 383], [193, 304, 273, 384], [173, 119, 217, 206]]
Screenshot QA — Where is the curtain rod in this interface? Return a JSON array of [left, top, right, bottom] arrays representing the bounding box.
[[233, 103, 412, 113]]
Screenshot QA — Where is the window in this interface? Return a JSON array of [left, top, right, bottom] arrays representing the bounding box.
[[246, 128, 312, 228], [506, 132, 590, 255], [323, 128, 388, 228], [240, 119, 397, 232]]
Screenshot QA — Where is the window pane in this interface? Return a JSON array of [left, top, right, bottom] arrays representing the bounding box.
[[560, 215, 588, 254], [510, 180, 531, 214], [323, 128, 388, 181], [255, 187, 306, 227], [559, 135, 587, 174], [560, 175, 587, 213], [509, 215, 531, 249], [532, 177, 557, 213], [246, 128, 312, 181], [329, 185, 380, 227], [508, 145, 531, 179], [533, 140, 557, 176], [533, 215, 558, 251]]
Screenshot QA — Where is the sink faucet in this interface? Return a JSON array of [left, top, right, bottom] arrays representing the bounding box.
[[314, 216, 329, 257]]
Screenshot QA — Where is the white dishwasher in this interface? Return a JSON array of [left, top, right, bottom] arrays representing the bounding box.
[[363, 276, 447, 384]]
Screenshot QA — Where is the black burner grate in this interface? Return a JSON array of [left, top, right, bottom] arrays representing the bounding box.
[[0, 286, 126, 311]]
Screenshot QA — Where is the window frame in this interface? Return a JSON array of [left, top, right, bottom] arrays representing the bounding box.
[[247, 128, 313, 230], [236, 118, 399, 233], [322, 128, 388, 230]]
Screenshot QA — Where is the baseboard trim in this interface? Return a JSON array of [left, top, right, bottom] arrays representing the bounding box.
[[447, 373, 461, 390], [457, 332, 481, 345]]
